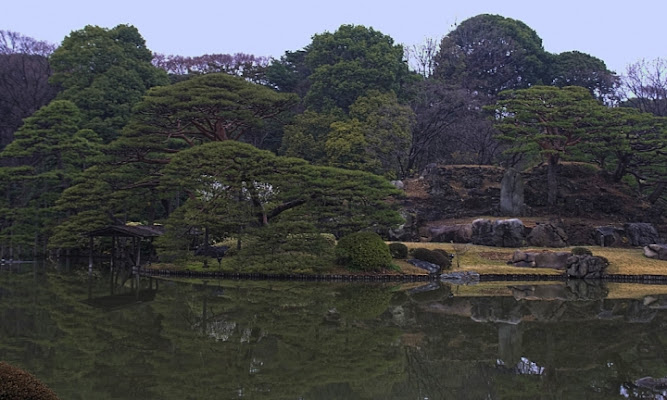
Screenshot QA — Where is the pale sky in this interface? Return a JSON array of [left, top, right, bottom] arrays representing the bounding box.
[[3, 0, 665, 74]]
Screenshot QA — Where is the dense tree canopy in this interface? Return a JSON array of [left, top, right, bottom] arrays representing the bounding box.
[[113, 72, 298, 165], [300, 24, 415, 111], [0, 100, 101, 252], [159, 141, 403, 243], [490, 86, 604, 206], [49, 24, 169, 142], [434, 14, 549, 97]]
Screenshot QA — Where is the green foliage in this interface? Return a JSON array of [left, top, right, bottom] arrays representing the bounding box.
[[114, 72, 298, 164], [49, 24, 169, 142], [157, 141, 401, 265], [388, 242, 408, 259], [571, 247, 593, 256], [335, 231, 392, 271], [434, 14, 549, 95], [411, 247, 452, 270], [303, 24, 413, 112], [0, 100, 103, 254]]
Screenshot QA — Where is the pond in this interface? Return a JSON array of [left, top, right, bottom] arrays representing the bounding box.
[[1, 264, 667, 399]]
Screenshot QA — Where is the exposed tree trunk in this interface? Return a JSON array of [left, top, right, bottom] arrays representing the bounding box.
[[647, 182, 666, 204]]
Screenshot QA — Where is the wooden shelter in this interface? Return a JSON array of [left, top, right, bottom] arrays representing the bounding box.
[[87, 225, 164, 274]]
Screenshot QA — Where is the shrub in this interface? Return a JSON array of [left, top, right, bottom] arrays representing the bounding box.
[[411, 247, 452, 270], [335, 232, 392, 271], [388, 242, 409, 259], [571, 247, 593, 256], [0, 362, 60, 400]]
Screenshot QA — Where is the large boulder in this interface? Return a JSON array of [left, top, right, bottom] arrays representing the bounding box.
[[644, 244, 667, 261], [429, 224, 473, 243], [594, 226, 627, 247], [534, 251, 571, 270], [526, 222, 568, 247], [625, 223, 661, 246], [566, 255, 609, 279], [387, 210, 420, 241], [407, 259, 441, 274], [509, 250, 570, 269], [472, 219, 495, 246], [492, 219, 526, 247]]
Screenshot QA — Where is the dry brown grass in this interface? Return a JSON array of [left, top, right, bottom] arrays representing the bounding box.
[[395, 242, 667, 276]]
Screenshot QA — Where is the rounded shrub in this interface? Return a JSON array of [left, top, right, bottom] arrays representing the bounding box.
[[335, 232, 392, 271], [411, 247, 452, 270], [571, 247, 593, 256], [388, 242, 409, 259], [0, 362, 60, 400]]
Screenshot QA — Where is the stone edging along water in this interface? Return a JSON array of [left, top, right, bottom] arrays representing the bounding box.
[[140, 269, 667, 284]]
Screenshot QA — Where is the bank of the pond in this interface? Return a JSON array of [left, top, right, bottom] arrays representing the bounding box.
[[141, 243, 667, 282]]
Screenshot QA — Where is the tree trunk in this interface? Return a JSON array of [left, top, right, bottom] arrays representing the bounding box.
[[647, 182, 666, 204], [547, 156, 559, 208]]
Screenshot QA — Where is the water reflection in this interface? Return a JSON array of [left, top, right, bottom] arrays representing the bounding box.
[[1, 265, 667, 399]]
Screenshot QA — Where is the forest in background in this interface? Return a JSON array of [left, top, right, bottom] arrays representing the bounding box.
[[0, 14, 665, 266]]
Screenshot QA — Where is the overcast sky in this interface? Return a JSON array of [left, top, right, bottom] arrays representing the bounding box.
[[3, 0, 665, 74]]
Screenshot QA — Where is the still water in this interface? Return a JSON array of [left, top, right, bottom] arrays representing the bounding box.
[[1, 264, 667, 399]]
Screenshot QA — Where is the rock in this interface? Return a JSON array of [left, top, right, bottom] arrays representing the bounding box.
[[500, 167, 524, 216], [644, 244, 667, 261], [471, 218, 526, 247], [390, 180, 404, 190], [388, 210, 419, 241], [429, 224, 473, 243], [472, 219, 494, 246], [594, 226, 626, 247], [526, 223, 568, 247], [439, 271, 480, 285], [508, 250, 570, 269], [492, 219, 526, 247], [407, 259, 440, 274], [625, 223, 660, 246], [566, 255, 609, 279], [534, 251, 571, 270]]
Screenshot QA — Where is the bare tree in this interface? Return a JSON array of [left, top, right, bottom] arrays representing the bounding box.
[[621, 58, 667, 116], [152, 52, 271, 83], [406, 37, 441, 78], [0, 31, 58, 151]]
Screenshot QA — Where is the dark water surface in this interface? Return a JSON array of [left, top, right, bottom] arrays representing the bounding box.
[[2, 264, 667, 399]]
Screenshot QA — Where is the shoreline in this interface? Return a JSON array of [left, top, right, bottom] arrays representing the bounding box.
[[139, 268, 667, 284]]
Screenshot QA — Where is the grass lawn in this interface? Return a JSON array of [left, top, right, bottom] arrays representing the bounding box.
[[397, 242, 667, 276]]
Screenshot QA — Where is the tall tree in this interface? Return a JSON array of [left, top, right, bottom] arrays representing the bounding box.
[[159, 141, 403, 243], [434, 14, 549, 98], [113, 72, 298, 166], [0, 31, 58, 151], [302, 24, 415, 111], [490, 86, 604, 206], [49, 24, 169, 142], [621, 58, 667, 117], [0, 100, 101, 255], [547, 51, 619, 103]]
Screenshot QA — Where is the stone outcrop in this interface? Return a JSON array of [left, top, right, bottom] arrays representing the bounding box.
[[508, 250, 571, 269], [499, 167, 524, 216], [439, 271, 480, 285], [472, 218, 525, 247], [625, 223, 661, 246], [565, 255, 609, 279], [644, 244, 667, 261], [407, 259, 440, 274], [429, 224, 473, 243], [594, 226, 627, 247], [526, 222, 568, 247]]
